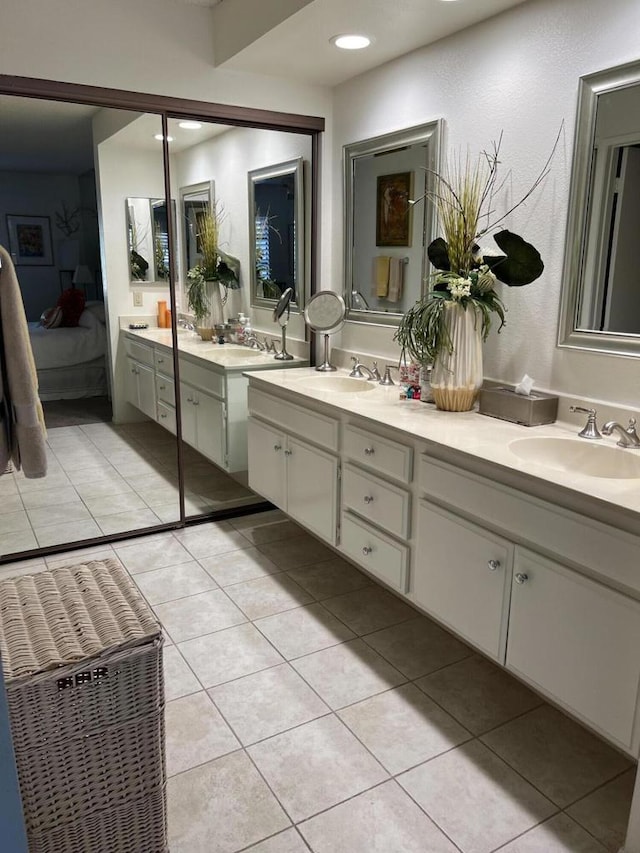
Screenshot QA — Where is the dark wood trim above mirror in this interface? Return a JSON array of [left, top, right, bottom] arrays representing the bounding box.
[[0, 75, 325, 133]]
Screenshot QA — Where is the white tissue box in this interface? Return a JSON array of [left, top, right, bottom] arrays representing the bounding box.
[[478, 386, 558, 427]]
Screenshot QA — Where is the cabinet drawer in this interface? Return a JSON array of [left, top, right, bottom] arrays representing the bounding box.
[[156, 401, 176, 435], [124, 336, 154, 366], [155, 374, 175, 407], [507, 548, 640, 751], [340, 511, 408, 592], [179, 357, 223, 397], [154, 347, 174, 376], [248, 388, 339, 451], [343, 424, 412, 483], [342, 463, 410, 539], [414, 500, 512, 661]]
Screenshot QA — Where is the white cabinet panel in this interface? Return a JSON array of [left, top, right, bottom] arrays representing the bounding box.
[[342, 463, 410, 539], [340, 511, 408, 592], [157, 401, 176, 434], [287, 436, 338, 544], [343, 424, 412, 483], [137, 363, 156, 421], [196, 391, 225, 468], [248, 388, 339, 451], [179, 384, 198, 448], [248, 418, 286, 508], [507, 548, 640, 750], [415, 500, 513, 660]]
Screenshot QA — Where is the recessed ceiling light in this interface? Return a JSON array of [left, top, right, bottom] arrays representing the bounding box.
[[330, 34, 372, 50], [154, 134, 174, 142], [178, 121, 202, 130]]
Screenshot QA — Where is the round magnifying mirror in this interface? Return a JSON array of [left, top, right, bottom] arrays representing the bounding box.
[[272, 287, 294, 361], [273, 287, 294, 327], [304, 291, 346, 371]]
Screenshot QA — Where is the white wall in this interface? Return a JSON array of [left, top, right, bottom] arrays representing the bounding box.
[[331, 0, 640, 409], [173, 127, 313, 340]]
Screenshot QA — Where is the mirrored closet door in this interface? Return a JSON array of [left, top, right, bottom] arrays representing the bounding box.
[[0, 79, 322, 560]]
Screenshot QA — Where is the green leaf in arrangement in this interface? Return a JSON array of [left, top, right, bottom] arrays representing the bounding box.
[[427, 238, 451, 271], [484, 230, 544, 287]]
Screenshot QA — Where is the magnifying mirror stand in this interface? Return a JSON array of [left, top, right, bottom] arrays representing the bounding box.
[[316, 333, 337, 372], [274, 326, 294, 361]]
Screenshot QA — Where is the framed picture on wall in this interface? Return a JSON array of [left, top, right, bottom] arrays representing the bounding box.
[[5, 214, 54, 266], [376, 172, 413, 247]]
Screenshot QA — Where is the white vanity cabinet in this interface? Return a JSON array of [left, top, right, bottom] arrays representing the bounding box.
[[507, 548, 640, 750], [125, 340, 157, 421], [247, 389, 339, 544], [414, 501, 513, 660]]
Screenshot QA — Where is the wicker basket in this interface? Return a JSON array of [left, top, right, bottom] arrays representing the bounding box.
[[0, 559, 167, 853]]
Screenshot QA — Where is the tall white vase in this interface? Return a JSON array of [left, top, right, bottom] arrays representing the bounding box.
[[197, 280, 224, 340], [431, 302, 483, 412]]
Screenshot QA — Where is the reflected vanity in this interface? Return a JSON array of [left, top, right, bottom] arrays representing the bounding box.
[[560, 58, 640, 355], [343, 120, 442, 326]]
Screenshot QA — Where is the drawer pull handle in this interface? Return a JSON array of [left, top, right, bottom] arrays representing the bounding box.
[[515, 572, 529, 585], [273, 444, 282, 452], [364, 495, 374, 504], [364, 447, 375, 456], [487, 559, 500, 571], [284, 449, 292, 456], [362, 546, 373, 555], [160, 413, 167, 419], [159, 384, 166, 390]]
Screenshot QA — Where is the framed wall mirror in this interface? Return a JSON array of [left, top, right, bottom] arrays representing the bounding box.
[[180, 181, 214, 276], [560, 59, 640, 356], [248, 157, 305, 311], [126, 196, 176, 284], [343, 120, 442, 326]]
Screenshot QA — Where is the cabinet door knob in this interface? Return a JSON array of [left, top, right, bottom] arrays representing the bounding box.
[[193, 399, 199, 406], [159, 384, 166, 390], [157, 357, 163, 363], [284, 449, 292, 456], [362, 545, 373, 555], [364, 495, 374, 504], [364, 447, 375, 456], [273, 444, 282, 452], [187, 396, 193, 402], [515, 572, 529, 585], [160, 413, 167, 419], [487, 559, 500, 571]]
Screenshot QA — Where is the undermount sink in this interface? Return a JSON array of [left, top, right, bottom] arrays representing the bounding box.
[[509, 436, 640, 479], [300, 375, 378, 394]]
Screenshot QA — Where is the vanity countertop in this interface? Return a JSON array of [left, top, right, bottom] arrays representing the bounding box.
[[245, 367, 640, 529], [123, 327, 307, 372]]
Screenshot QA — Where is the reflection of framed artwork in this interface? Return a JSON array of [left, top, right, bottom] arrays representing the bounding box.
[[376, 172, 413, 247], [6, 215, 53, 266]]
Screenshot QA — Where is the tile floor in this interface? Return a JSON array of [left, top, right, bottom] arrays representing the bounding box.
[[1, 512, 635, 852], [0, 420, 257, 556]]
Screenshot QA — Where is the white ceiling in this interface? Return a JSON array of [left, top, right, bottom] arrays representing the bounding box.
[[214, 0, 531, 86]]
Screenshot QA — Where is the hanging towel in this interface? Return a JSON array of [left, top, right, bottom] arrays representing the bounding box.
[[374, 256, 390, 297], [387, 257, 404, 303], [0, 245, 47, 478]]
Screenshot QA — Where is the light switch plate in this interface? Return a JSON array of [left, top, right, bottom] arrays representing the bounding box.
[[133, 292, 143, 307]]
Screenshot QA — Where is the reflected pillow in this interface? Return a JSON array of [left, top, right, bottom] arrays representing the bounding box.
[[84, 300, 106, 324], [40, 306, 63, 329], [77, 308, 100, 329]]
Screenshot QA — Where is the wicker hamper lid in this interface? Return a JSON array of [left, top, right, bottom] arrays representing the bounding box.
[[0, 559, 161, 682]]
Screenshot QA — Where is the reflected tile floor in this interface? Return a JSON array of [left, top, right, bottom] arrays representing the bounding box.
[[1, 512, 635, 852], [0, 420, 257, 555]]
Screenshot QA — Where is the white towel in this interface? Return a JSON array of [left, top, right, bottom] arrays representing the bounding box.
[[373, 256, 390, 297]]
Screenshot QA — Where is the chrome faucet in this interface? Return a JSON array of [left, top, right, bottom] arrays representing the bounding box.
[[570, 406, 602, 439], [245, 333, 267, 351], [349, 357, 377, 381], [602, 418, 640, 448]]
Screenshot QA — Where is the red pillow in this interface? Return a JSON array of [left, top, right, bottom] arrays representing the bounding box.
[[57, 288, 86, 327]]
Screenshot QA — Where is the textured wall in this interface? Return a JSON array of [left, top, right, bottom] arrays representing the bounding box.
[[332, 0, 640, 407]]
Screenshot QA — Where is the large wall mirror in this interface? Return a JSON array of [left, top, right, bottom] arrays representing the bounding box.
[[0, 76, 322, 562], [560, 59, 640, 356], [343, 120, 442, 326], [248, 157, 305, 310]]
